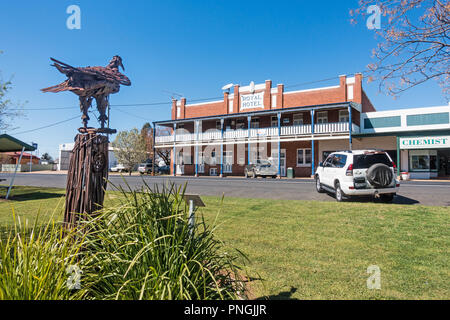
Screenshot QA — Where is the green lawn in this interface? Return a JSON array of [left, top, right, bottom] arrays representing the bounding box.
[[1, 186, 449, 299]]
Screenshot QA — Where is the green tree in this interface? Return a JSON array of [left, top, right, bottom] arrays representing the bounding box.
[[112, 128, 147, 175], [41, 152, 53, 162], [0, 51, 23, 130]]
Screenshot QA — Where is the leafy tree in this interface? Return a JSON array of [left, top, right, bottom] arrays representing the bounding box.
[[41, 152, 53, 162], [0, 51, 23, 130], [351, 1, 449, 98], [112, 128, 147, 175]]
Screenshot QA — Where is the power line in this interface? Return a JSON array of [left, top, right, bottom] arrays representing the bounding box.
[[7, 71, 380, 112], [114, 107, 154, 122], [10, 115, 80, 135]]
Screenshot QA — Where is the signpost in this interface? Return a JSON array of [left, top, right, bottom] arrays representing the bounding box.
[[183, 194, 205, 235]]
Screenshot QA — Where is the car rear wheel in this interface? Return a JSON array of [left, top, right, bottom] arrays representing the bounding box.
[[335, 182, 344, 202], [315, 176, 324, 193]]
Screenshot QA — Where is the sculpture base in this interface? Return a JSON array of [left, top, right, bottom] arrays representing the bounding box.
[[63, 133, 109, 229]]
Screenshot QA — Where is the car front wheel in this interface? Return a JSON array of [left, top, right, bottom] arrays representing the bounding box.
[[315, 176, 324, 193]]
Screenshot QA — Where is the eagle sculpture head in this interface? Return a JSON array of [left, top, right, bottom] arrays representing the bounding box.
[[107, 55, 125, 71]]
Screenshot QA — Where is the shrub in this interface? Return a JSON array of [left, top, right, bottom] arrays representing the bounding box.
[[76, 183, 247, 300], [0, 207, 84, 300]]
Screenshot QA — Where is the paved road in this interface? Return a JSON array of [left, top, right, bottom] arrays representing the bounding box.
[[2, 173, 450, 206]]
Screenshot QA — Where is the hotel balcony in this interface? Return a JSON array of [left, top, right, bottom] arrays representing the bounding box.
[[155, 122, 360, 146]]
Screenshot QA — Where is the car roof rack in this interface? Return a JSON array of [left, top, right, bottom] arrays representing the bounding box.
[[335, 150, 352, 153]]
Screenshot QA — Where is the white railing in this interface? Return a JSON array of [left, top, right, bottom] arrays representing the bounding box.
[[224, 129, 247, 139], [250, 127, 278, 138], [155, 122, 359, 144], [281, 124, 312, 136], [176, 133, 196, 142], [314, 122, 349, 133], [199, 131, 221, 140], [155, 135, 174, 143]]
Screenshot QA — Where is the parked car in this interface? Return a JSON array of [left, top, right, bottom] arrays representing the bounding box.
[[245, 159, 278, 178], [314, 150, 400, 202], [138, 163, 153, 175], [110, 164, 128, 173], [156, 165, 170, 174]]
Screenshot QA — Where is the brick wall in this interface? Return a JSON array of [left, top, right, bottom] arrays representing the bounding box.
[[171, 74, 374, 121]]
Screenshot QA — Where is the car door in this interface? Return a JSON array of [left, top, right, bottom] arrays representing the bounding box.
[[322, 155, 335, 187]]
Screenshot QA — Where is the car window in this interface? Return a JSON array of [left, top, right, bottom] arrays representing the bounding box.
[[324, 155, 334, 167], [332, 154, 347, 168], [353, 153, 392, 169]]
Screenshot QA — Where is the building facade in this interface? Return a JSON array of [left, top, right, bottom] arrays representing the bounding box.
[[153, 74, 450, 179]]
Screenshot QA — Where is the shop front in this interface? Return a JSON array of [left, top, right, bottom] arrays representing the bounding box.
[[399, 135, 450, 179]]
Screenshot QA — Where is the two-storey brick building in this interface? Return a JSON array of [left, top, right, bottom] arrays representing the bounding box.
[[153, 74, 450, 179], [154, 74, 373, 178]]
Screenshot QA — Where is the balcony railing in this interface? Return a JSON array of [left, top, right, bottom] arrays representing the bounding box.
[[155, 122, 360, 144]]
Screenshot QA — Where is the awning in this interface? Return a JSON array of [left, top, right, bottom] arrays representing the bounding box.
[[0, 134, 36, 200], [0, 134, 36, 152]]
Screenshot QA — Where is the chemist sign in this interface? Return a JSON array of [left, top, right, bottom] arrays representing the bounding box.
[[400, 136, 450, 149], [240, 92, 264, 110]]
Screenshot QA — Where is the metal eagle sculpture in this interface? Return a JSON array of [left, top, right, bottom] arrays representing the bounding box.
[[41, 56, 131, 130]]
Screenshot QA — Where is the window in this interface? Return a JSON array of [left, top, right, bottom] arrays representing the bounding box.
[[297, 149, 312, 166], [353, 153, 392, 169], [316, 111, 328, 124], [347, 85, 354, 100], [339, 110, 349, 122], [322, 151, 335, 161], [216, 120, 222, 130], [209, 168, 218, 176], [271, 116, 278, 127], [332, 154, 347, 168], [324, 155, 334, 167], [409, 150, 438, 172], [177, 123, 185, 129], [250, 118, 259, 129], [236, 119, 245, 129], [210, 151, 217, 165], [198, 152, 205, 173], [229, 100, 233, 113], [224, 151, 233, 173], [293, 114, 304, 126]]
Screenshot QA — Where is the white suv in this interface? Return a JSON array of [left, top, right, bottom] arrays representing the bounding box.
[[315, 150, 400, 202]]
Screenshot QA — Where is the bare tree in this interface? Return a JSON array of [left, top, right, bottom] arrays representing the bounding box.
[[157, 148, 171, 166], [351, 0, 449, 98], [155, 126, 172, 165], [0, 51, 23, 130]]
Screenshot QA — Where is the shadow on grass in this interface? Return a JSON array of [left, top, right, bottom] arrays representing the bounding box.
[[323, 191, 419, 205], [0, 191, 64, 202], [255, 287, 299, 300]]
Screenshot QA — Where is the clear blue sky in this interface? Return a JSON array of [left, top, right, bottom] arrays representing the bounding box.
[[0, 0, 447, 158]]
